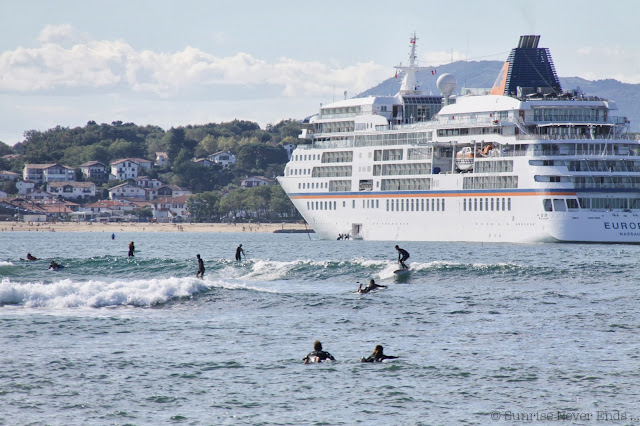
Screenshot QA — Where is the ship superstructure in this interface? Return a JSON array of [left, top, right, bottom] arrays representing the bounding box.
[[278, 35, 640, 243]]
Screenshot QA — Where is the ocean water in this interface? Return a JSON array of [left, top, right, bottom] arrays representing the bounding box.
[[1, 231, 639, 425]]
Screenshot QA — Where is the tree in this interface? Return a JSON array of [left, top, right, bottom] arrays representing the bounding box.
[[188, 191, 221, 222]]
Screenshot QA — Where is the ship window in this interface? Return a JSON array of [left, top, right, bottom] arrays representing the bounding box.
[[343, 201, 346, 208], [396, 199, 399, 211], [543, 199, 553, 211], [352, 200, 355, 209], [386, 199, 389, 211], [401, 199, 404, 211], [431, 199, 435, 211], [567, 199, 579, 209], [479, 199, 483, 211], [410, 199, 414, 211], [485, 198, 489, 210], [508, 198, 511, 211], [391, 199, 395, 211], [421, 199, 425, 211], [502, 198, 506, 211], [442, 199, 445, 211], [307, 202, 309, 209], [553, 199, 566, 212], [464, 199, 466, 211], [436, 199, 440, 211], [491, 198, 494, 211], [376, 200, 379, 209]]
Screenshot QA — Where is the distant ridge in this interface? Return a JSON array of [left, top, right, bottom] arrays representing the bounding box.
[[358, 60, 640, 132]]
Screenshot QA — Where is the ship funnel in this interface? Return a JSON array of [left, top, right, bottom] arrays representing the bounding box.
[[518, 35, 540, 49]]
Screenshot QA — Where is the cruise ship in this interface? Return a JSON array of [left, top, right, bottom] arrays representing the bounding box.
[[278, 35, 640, 243]]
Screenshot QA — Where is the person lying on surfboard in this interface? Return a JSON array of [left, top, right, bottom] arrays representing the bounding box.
[[302, 340, 335, 364], [360, 345, 399, 362], [358, 279, 386, 294], [395, 245, 410, 270]]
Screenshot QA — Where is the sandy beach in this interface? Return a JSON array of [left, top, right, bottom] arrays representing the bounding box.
[[0, 221, 311, 233]]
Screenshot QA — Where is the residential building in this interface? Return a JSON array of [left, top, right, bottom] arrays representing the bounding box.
[[241, 176, 274, 188], [155, 152, 169, 167], [151, 195, 193, 222], [79, 161, 108, 182], [207, 151, 236, 168], [282, 143, 296, 160], [47, 181, 96, 200], [23, 163, 74, 183], [193, 158, 214, 167], [110, 158, 153, 180], [134, 176, 163, 189], [0, 171, 19, 180], [109, 183, 147, 200], [25, 189, 56, 201], [16, 181, 35, 195], [151, 185, 192, 200]]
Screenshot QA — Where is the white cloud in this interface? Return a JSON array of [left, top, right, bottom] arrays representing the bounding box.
[[0, 25, 390, 100], [37, 24, 87, 45]]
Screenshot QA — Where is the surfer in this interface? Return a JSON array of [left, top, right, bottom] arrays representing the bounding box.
[[360, 345, 399, 363], [128, 241, 135, 257], [111, 233, 115, 240], [302, 340, 335, 364], [358, 279, 386, 294], [26, 253, 38, 261], [395, 245, 410, 270], [48, 260, 62, 270], [196, 254, 205, 279], [235, 244, 245, 262]]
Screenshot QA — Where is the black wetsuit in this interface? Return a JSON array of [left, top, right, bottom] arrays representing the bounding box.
[[303, 350, 335, 363], [197, 258, 205, 276], [361, 353, 398, 362], [128, 243, 135, 257], [359, 283, 385, 294], [235, 246, 244, 261]]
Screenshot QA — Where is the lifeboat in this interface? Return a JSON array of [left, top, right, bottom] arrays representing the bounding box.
[[455, 147, 474, 171]]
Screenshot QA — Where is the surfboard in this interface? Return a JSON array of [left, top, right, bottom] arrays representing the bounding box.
[[393, 269, 410, 275]]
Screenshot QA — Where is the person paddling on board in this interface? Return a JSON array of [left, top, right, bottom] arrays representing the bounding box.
[[360, 345, 399, 362], [302, 340, 335, 364], [235, 244, 245, 262], [196, 254, 205, 279], [395, 245, 410, 270], [49, 260, 62, 270], [358, 279, 386, 294], [26, 253, 37, 261]]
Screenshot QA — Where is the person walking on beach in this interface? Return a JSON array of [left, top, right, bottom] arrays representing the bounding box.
[[128, 241, 135, 257], [235, 244, 245, 262], [302, 340, 335, 364], [196, 254, 205, 279], [395, 245, 410, 270]]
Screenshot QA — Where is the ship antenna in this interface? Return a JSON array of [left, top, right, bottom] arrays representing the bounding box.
[[394, 32, 430, 95]]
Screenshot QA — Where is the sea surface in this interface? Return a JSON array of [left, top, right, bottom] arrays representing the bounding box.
[[1, 231, 639, 425]]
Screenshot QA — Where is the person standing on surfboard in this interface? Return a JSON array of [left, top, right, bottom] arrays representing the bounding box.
[[196, 254, 205, 279], [395, 245, 410, 270], [128, 241, 135, 257], [235, 244, 245, 262]]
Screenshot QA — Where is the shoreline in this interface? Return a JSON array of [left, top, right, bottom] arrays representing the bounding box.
[[0, 222, 311, 233]]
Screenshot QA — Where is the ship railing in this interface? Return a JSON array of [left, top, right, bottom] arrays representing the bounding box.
[[516, 134, 638, 141]]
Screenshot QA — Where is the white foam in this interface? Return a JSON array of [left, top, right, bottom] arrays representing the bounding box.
[[0, 276, 211, 308], [0, 261, 14, 267]]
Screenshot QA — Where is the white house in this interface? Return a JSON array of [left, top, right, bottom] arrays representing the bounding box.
[[241, 176, 274, 188], [282, 143, 296, 160], [16, 181, 36, 195], [109, 182, 147, 200], [0, 171, 19, 180], [79, 161, 108, 182], [207, 151, 236, 168], [25, 189, 56, 201], [0, 190, 7, 198], [23, 163, 74, 183], [147, 184, 192, 200], [110, 158, 153, 180], [151, 195, 192, 222], [47, 181, 96, 200], [193, 158, 214, 167], [134, 176, 163, 189], [155, 152, 169, 167]]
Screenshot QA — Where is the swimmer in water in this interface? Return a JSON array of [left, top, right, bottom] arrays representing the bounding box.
[[49, 260, 62, 270], [26, 253, 37, 261], [360, 345, 399, 362], [357, 279, 386, 294], [302, 340, 335, 364]]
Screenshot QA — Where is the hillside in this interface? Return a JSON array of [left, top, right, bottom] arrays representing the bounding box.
[[359, 60, 640, 132]]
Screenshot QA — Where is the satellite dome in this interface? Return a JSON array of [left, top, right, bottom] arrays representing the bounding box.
[[436, 73, 457, 96]]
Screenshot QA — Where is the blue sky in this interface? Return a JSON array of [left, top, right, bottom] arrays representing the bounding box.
[[1, 0, 638, 145]]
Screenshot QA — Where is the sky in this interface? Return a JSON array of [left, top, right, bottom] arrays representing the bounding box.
[[1, 0, 639, 146]]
